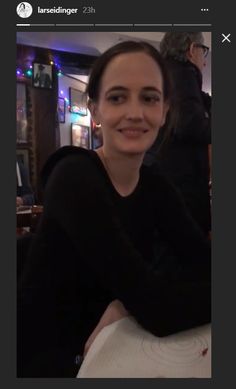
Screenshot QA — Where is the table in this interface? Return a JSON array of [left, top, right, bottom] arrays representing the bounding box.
[[77, 317, 211, 378]]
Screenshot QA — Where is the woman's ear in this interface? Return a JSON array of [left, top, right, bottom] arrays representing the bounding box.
[[88, 99, 100, 125]]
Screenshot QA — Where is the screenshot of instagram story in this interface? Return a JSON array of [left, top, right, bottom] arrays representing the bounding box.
[[15, 0, 213, 379]]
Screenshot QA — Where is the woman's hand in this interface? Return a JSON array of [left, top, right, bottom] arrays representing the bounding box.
[[83, 299, 129, 356]]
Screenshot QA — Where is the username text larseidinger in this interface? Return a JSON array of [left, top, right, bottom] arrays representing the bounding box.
[[37, 7, 78, 15]]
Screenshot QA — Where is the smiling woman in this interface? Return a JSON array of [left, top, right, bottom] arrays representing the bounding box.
[[18, 40, 211, 377], [87, 49, 169, 195], [88, 51, 168, 167]]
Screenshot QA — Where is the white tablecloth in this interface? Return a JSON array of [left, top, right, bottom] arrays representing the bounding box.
[[77, 317, 211, 378]]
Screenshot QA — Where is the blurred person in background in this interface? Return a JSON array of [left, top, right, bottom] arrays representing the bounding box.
[[144, 32, 211, 236]]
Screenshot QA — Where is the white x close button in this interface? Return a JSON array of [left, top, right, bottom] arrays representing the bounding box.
[[222, 33, 231, 43]]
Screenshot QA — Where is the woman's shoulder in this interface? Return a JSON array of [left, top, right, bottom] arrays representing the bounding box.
[[45, 145, 93, 162], [41, 146, 99, 189]]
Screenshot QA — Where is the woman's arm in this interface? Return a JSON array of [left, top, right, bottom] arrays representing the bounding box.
[[83, 300, 128, 356], [148, 168, 211, 272]]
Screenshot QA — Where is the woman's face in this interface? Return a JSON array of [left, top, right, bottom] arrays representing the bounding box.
[[89, 52, 169, 156]]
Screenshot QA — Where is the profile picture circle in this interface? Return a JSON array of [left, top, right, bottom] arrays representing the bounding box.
[[16, 2, 33, 18]]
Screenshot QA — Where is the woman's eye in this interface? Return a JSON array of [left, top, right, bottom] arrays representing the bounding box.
[[144, 95, 160, 104], [107, 95, 126, 104]]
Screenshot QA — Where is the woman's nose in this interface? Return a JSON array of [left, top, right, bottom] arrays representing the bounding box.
[[125, 100, 144, 121]]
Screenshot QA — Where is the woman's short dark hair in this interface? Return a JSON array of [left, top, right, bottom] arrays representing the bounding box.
[[86, 40, 172, 104]]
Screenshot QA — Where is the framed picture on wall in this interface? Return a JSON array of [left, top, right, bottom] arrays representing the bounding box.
[[69, 87, 87, 116], [32, 62, 53, 89], [58, 97, 65, 123], [71, 124, 90, 149]]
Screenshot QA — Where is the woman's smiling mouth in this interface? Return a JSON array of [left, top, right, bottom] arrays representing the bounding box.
[[118, 128, 149, 138]]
